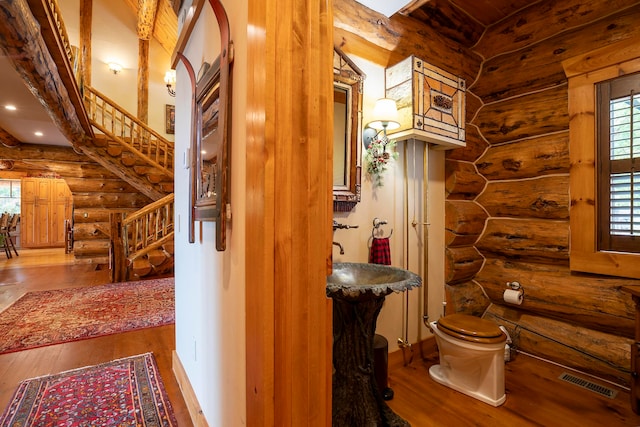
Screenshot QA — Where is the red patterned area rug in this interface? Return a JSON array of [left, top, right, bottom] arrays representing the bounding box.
[[0, 278, 174, 354], [0, 353, 177, 426]]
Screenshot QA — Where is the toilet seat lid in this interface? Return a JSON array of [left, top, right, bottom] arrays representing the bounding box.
[[437, 313, 506, 344]]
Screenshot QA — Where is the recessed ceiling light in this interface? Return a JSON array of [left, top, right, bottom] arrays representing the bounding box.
[[5, 105, 16, 111], [34, 131, 43, 137]]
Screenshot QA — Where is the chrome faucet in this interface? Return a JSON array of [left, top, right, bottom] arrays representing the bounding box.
[[332, 220, 357, 255], [333, 220, 359, 231]]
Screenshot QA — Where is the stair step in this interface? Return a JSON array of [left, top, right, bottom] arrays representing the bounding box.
[[162, 241, 174, 255], [121, 155, 137, 167], [148, 175, 166, 184], [107, 145, 123, 157], [158, 182, 174, 193], [93, 135, 111, 147], [131, 258, 153, 277], [147, 249, 167, 266]]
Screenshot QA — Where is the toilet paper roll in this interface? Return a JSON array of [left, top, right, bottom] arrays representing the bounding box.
[[503, 288, 524, 305]]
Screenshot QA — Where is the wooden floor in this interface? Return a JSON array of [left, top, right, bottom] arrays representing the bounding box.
[[1, 249, 640, 426], [0, 249, 192, 425], [386, 341, 640, 426]]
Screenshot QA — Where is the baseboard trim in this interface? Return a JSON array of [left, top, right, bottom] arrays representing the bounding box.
[[172, 351, 209, 427], [388, 336, 437, 371]]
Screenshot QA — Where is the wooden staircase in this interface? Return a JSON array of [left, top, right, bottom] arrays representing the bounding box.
[[82, 86, 174, 200], [80, 87, 176, 280], [8, 0, 176, 279]]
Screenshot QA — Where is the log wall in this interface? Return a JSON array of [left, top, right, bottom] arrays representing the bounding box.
[[0, 144, 150, 264], [443, 0, 640, 385]]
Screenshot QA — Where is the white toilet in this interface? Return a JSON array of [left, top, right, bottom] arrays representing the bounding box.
[[429, 313, 507, 406]]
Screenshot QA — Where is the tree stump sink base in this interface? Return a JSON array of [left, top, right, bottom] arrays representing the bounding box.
[[327, 263, 421, 427], [331, 297, 410, 427]]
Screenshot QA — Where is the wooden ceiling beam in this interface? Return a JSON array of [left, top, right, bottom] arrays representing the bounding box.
[[0, 0, 89, 149], [124, 0, 177, 57], [0, 127, 21, 148], [137, 0, 158, 40], [399, 0, 433, 15], [333, 0, 481, 83]]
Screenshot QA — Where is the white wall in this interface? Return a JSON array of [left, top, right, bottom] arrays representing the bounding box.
[[60, 0, 176, 141], [173, 1, 247, 425], [332, 56, 446, 354]]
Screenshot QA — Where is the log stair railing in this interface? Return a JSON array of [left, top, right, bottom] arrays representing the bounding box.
[[17, 0, 176, 277], [110, 193, 175, 282], [83, 86, 174, 200]]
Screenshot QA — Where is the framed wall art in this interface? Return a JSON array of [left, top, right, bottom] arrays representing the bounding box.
[[193, 53, 231, 251], [166, 104, 175, 134]]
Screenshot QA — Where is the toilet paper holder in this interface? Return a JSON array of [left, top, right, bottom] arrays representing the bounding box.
[[506, 281, 522, 291]]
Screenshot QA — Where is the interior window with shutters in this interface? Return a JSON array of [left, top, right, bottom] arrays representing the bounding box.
[[597, 73, 640, 253]]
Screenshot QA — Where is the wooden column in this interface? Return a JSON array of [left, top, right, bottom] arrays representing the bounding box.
[[79, 0, 92, 86], [246, 0, 333, 425], [137, 39, 149, 123], [136, 0, 156, 124]]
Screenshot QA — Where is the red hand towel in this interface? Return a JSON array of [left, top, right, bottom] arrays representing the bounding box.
[[369, 237, 391, 265]]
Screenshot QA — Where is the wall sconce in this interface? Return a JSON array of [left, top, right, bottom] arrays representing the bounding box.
[[108, 62, 123, 74], [363, 98, 400, 148], [164, 70, 176, 97]]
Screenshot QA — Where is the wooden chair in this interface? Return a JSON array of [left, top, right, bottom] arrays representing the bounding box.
[[0, 213, 12, 259], [5, 213, 19, 257]]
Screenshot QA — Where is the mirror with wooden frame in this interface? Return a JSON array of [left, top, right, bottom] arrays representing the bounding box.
[[333, 47, 365, 212]]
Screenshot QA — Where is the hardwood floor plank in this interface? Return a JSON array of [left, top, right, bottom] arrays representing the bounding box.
[[3, 248, 640, 426], [386, 349, 640, 426], [0, 249, 191, 425]]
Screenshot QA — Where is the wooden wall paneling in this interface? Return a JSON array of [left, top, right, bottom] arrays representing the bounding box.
[[444, 159, 485, 199], [486, 304, 633, 386], [444, 281, 490, 316], [476, 175, 569, 220], [476, 218, 569, 265], [472, 4, 640, 102], [407, 0, 485, 48], [473, 85, 569, 145], [444, 200, 487, 246], [474, 0, 640, 60], [444, 246, 484, 284], [246, 0, 333, 425], [476, 131, 569, 180], [332, 0, 482, 83], [477, 258, 637, 337], [445, 125, 488, 163]]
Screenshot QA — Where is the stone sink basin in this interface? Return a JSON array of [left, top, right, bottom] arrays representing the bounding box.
[[326, 262, 422, 301]]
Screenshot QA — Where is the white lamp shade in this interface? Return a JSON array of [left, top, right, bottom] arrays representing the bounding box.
[[164, 70, 176, 85], [367, 98, 400, 130]]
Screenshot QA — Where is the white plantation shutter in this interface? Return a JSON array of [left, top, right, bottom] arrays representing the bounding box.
[[598, 75, 640, 252]]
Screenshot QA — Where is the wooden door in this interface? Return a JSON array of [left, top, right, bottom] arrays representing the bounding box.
[[20, 178, 38, 247], [20, 178, 72, 248], [51, 179, 72, 245]]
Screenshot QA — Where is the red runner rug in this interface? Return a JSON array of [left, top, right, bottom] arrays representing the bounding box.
[[0, 277, 174, 354], [0, 353, 177, 426]]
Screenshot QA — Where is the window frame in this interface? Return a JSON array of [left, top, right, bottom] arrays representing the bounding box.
[[596, 74, 640, 253], [0, 179, 21, 215], [563, 37, 640, 279]]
